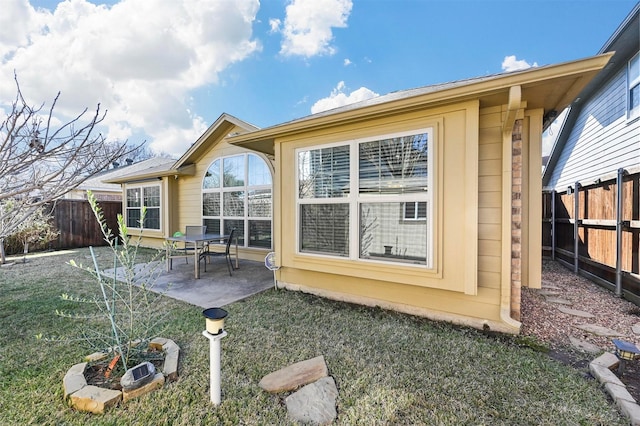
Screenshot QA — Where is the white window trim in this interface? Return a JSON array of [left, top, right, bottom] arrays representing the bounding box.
[[125, 182, 162, 231], [295, 128, 434, 268], [403, 201, 427, 221], [202, 153, 273, 249], [628, 52, 640, 121]]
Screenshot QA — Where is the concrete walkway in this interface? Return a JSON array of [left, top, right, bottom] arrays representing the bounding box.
[[105, 258, 274, 308]]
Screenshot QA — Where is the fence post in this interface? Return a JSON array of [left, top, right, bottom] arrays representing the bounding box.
[[574, 182, 580, 274], [551, 190, 556, 261], [615, 168, 626, 297]]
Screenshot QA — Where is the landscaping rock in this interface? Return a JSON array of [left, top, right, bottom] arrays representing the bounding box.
[[606, 382, 636, 404], [569, 336, 601, 354], [540, 280, 559, 289], [63, 362, 87, 399], [575, 324, 624, 337], [632, 324, 640, 335], [285, 376, 338, 425], [557, 306, 595, 318], [259, 355, 328, 393], [591, 352, 620, 370], [70, 385, 122, 414], [590, 363, 624, 386], [545, 297, 572, 305], [617, 400, 640, 426]]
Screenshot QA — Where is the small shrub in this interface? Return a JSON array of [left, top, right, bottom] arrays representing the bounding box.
[[3, 204, 58, 256], [38, 190, 168, 372]]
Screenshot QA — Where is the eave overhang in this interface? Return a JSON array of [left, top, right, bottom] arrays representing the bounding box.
[[173, 113, 259, 169], [104, 163, 196, 184]]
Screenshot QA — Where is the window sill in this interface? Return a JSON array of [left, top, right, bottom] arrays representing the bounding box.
[[291, 252, 442, 285]]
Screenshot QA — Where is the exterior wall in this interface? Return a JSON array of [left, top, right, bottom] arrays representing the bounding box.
[[547, 67, 640, 190], [275, 101, 524, 333], [130, 126, 275, 263], [126, 177, 172, 249]]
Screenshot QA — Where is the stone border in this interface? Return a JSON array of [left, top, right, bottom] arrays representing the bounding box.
[[62, 338, 180, 413], [590, 352, 640, 425]]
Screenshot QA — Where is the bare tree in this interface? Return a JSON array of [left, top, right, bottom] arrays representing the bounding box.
[[0, 75, 133, 263]]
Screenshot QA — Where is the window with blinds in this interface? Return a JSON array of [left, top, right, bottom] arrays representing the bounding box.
[[296, 129, 433, 266], [126, 184, 161, 230]]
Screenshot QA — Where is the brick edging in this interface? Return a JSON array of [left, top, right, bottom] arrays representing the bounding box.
[[590, 352, 640, 425]]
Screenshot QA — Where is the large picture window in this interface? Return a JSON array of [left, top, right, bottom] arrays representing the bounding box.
[[126, 184, 161, 230], [202, 153, 272, 249], [629, 52, 639, 120], [296, 129, 433, 266]]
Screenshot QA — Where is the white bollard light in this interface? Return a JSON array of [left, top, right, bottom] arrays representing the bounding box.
[[202, 330, 227, 405], [202, 308, 228, 405]]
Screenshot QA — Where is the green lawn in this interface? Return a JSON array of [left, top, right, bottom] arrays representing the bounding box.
[[0, 247, 625, 425]]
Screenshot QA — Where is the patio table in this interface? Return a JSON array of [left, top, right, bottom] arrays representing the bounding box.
[[166, 233, 237, 278]]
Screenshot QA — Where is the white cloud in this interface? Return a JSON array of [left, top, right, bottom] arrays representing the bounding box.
[[0, 0, 261, 157], [269, 18, 281, 33], [501, 55, 539, 72], [311, 81, 379, 114], [343, 58, 352, 66], [278, 0, 352, 58]]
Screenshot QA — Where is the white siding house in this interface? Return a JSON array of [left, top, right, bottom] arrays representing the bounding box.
[[543, 3, 640, 190]]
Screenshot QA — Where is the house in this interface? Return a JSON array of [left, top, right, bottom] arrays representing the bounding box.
[[107, 54, 612, 334], [105, 114, 271, 263], [543, 3, 639, 189], [64, 157, 176, 201], [542, 4, 639, 298]]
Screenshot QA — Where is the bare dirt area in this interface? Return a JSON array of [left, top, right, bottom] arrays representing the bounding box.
[[521, 259, 640, 401]]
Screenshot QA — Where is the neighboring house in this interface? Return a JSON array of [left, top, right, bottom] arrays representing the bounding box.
[[107, 54, 611, 334], [541, 4, 639, 298], [64, 157, 176, 201], [543, 3, 639, 189]]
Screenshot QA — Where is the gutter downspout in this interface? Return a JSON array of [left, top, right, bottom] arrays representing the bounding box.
[[500, 85, 523, 331]]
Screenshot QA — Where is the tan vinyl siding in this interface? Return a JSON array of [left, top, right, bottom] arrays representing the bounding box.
[[477, 106, 504, 291]]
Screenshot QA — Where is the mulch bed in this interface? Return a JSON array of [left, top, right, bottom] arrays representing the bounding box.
[[522, 259, 640, 402]]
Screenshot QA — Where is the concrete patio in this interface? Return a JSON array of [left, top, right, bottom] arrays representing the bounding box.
[[105, 257, 274, 308]]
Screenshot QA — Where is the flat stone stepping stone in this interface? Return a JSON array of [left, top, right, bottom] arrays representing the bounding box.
[[286, 376, 338, 425], [557, 306, 595, 318], [541, 281, 561, 290], [259, 355, 328, 393], [575, 324, 624, 337], [569, 336, 602, 354], [545, 297, 572, 305], [632, 324, 640, 335], [539, 289, 561, 296]]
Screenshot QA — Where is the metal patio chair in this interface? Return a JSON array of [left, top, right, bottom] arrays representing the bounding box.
[[199, 229, 235, 276]]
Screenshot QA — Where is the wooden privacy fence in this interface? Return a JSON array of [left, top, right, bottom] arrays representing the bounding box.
[[52, 199, 121, 249], [543, 168, 640, 304]]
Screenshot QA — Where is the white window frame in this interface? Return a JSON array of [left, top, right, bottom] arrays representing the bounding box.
[[403, 201, 427, 221], [295, 128, 434, 268], [202, 153, 273, 249], [125, 183, 162, 230], [629, 52, 640, 121]]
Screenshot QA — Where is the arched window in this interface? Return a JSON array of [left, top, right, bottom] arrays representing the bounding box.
[[202, 153, 272, 249]]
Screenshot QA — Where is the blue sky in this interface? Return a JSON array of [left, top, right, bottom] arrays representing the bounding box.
[[1, 0, 637, 157]]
